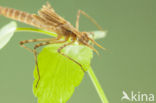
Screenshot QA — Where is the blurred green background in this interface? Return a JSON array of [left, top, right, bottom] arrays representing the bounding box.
[[0, 0, 156, 103]]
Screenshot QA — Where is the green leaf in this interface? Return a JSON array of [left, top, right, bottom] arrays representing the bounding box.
[[0, 20, 108, 103], [33, 44, 93, 103], [15, 26, 108, 103], [0, 21, 17, 49]]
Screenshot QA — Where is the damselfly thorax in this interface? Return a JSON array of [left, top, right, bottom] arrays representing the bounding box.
[[0, 2, 104, 88]]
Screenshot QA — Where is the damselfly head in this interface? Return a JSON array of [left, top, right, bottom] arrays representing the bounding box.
[[78, 32, 90, 44], [78, 32, 103, 55]]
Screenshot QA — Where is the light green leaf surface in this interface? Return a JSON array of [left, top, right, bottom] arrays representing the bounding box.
[[0, 22, 17, 49], [33, 44, 93, 103]]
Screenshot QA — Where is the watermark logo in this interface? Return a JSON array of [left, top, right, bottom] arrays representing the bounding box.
[[121, 90, 155, 102]]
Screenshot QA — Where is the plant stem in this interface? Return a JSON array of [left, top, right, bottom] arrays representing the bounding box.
[[88, 67, 109, 103], [16, 27, 57, 37]]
